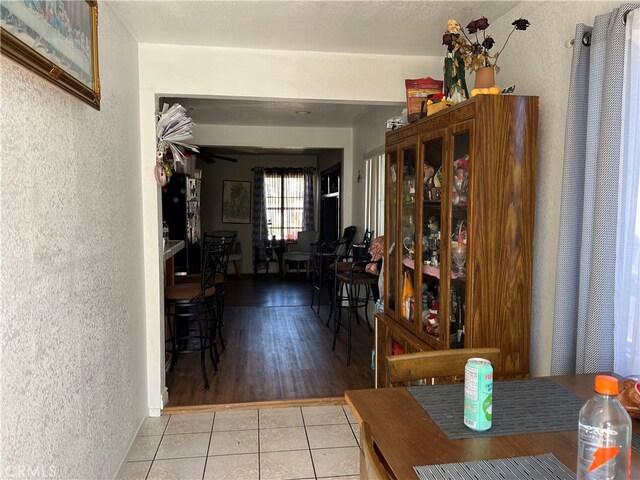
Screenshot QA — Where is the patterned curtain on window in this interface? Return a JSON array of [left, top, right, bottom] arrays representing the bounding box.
[[252, 168, 268, 270], [551, 4, 638, 375], [303, 167, 314, 231]]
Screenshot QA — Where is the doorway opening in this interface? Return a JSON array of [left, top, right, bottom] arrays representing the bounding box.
[[157, 96, 402, 407]]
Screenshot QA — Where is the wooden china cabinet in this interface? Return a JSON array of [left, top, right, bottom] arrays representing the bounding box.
[[375, 95, 539, 387]]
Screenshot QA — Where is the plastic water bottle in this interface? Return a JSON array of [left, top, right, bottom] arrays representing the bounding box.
[[577, 375, 631, 479]]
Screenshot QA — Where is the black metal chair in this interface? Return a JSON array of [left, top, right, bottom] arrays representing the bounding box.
[[174, 232, 236, 355], [206, 232, 236, 349], [331, 236, 379, 366], [325, 229, 374, 327], [310, 226, 357, 316], [164, 240, 221, 388]]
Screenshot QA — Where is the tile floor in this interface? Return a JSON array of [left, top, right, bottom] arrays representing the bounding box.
[[120, 405, 361, 480]]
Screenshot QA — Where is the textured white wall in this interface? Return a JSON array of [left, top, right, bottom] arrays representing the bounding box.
[[0, 4, 146, 479], [352, 105, 404, 239], [487, 1, 621, 376]]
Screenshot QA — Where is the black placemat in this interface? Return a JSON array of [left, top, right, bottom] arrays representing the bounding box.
[[414, 453, 575, 480], [633, 434, 640, 454], [408, 379, 584, 440]]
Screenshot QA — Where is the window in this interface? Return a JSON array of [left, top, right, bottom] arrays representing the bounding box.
[[614, 10, 640, 376], [265, 169, 304, 241], [364, 153, 385, 236]]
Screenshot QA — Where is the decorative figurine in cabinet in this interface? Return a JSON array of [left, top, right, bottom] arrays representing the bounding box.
[[376, 95, 539, 387]]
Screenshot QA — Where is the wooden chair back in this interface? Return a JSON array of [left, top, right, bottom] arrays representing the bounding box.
[[386, 348, 501, 386], [360, 421, 393, 480]]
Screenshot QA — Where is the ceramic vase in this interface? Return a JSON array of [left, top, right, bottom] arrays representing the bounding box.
[[474, 66, 495, 89]]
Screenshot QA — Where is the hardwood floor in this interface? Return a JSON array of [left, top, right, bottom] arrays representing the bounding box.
[[165, 274, 375, 406]]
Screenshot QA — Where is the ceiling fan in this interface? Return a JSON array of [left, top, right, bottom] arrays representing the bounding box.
[[198, 147, 238, 164]]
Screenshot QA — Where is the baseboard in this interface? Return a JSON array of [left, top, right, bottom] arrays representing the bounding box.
[[162, 396, 346, 414], [113, 415, 145, 480], [148, 388, 169, 417]]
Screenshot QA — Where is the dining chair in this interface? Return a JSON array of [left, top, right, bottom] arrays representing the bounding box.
[[386, 348, 501, 387], [360, 421, 393, 480], [282, 230, 319, 277]]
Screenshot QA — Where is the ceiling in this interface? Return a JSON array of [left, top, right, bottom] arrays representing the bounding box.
[[110, 1, 519, 56], [114, 1, 519, 130], [199, 145, 340, 156], [161, 97, 403, 127]]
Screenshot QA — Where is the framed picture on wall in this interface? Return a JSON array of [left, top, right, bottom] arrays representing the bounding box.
[[0, 0, 100, 109], [222, 180, 251, 224]]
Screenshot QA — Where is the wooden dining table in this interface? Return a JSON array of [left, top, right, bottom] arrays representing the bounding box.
[[345, 374, 640, 479]]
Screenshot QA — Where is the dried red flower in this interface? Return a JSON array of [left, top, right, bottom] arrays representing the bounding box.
[[475, 17, 490, 30], [482, 37, 495, 50], [512, 18, 530, 31], [442, 33, 455, 46], [466, 19, 478, 34]]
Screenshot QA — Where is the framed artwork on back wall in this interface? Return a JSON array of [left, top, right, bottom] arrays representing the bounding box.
[[0, 0, 100, 109], [222, 180, 251, 224]]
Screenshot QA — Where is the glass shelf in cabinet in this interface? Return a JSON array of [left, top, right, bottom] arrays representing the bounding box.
[[402, 257, 447, 280]]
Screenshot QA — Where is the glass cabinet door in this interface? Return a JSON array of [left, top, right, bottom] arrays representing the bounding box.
[[448, 122, 472, 348], [399, 146, 417, 327], [385, 149, 398, 317], [418, 132, 445, 346]]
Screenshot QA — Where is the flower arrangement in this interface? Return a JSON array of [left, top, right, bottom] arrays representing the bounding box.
[[155, 103, 199, 185], [442, 16, 530, 73]]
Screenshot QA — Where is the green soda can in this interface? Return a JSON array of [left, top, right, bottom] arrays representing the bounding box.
[[463, 358, 493, 431]]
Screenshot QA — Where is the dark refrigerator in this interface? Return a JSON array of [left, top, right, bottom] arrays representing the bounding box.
[[162, 173, 201, 274]]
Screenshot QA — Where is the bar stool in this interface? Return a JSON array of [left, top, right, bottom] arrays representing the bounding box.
[[325, 229, 374, 327], [332, 257, 380, 366], [165, 242, 221, 388], [175, 233, 236, 352], [205, 232, 237, 350], [310, 226, 357, 315]]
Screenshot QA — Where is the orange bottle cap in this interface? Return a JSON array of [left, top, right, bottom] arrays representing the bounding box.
[[594, 375, 619, 395]]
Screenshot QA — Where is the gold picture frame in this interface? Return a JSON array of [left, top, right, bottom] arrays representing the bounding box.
[[1, 0, 100, 110]]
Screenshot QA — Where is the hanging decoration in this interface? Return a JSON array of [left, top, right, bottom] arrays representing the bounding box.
[[155, 103, 199, 185]]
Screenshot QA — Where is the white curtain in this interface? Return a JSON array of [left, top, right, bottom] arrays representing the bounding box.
[[614, 8, 640, 377], [551, 4, 638, 375]]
